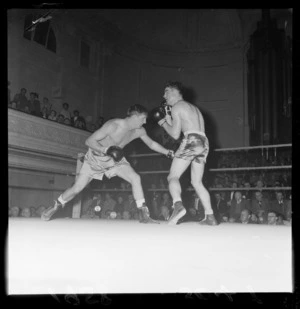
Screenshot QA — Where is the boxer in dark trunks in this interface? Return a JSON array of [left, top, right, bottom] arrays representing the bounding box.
[[151, 81, 218, 225]]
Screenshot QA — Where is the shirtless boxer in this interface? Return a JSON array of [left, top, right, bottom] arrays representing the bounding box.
[[41, 104, 174, 222], [151, 81, 218, 225]]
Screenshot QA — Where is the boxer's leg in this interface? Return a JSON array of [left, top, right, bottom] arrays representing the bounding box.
[[167, 158, 190, 225], [41, 172, 93, 221], [191, 161, 218, 225], [115, 165, 159, 223]]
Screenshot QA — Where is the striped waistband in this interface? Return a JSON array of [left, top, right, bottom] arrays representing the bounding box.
[[183, 130, 206, 137]]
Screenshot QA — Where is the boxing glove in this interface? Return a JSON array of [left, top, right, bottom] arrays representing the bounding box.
[[105, 146, 124, 162], [161, 101, 172, 117], [149, 106, 166, 124]]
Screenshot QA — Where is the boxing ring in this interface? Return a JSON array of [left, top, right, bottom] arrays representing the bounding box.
[[7, 144, 292, 294]]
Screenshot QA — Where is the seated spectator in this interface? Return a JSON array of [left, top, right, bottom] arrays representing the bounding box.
[[10, 206, 20, 217], [277, 214, 284, 225], [267, 211, 280, 226], [57, 114, 65, 123], [36, 205, 46, 217], [71, 110, 80, 126], [101, 193, 116, 219], [159, 178, 167, 189], [59, 102, 72, 120], [250, 191, 270, 219], [88, 124, 97, 132], [122, 210, 131, 220], [30, 207, 38, 218], [41, 97, 52, 118], [270, 191, 290, 220], [48, 110, 57, 121], [31, 92, 41, 116], [115, 195, 125, 218], [160, 192, 172, 210], [158, 205, 171, 221], [64, 118, 71, 125], [229, 191, 250, 223], [239, 209, 257, 224], [12, 88, 28, 111], [74, 116, 86, 130], [81, 206, 99, 219], [212, 192, 229, 223], [257, 210, 267, 224], [180, 192, 205, 223], [21, 207, 31, 218], [123, 194, 138, 219], [250, 213, 258, 224]]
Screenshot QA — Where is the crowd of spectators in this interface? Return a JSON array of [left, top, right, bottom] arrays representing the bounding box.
[[8, 85, 105, 133]]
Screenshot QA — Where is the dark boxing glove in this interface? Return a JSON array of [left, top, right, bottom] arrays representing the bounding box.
[[105, 146, 124, 162], [149, 106, 166, 125]]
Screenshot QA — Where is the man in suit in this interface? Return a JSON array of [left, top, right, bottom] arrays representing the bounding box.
[[250, 191, 270, 223], [212, 192, 229, 223], [229, 191, 250, 222], [270, 191, 290, 220]]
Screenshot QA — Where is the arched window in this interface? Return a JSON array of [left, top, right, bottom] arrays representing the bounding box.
[[23, 13, 56, 53]]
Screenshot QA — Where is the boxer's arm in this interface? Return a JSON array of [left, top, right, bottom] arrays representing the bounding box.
[[85, 121, 117, 154], [138, 128, 169, 156], [160, 104, 181, 140]]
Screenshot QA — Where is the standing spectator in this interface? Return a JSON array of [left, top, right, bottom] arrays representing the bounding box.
[[250, 191, 270, 221], [71, 110, 80, 126], [59, 102, 72, 120], [270, 191, 290, 220], [212, 192, 229, 223], [48, 110, 57, 121], [13, 88, 28, 111], [229, 191, 250, 223], [27, 92, 36, 114], [31, 92, 41, 116], [41, 97, 52, 118], [21, 207, 31, 218]]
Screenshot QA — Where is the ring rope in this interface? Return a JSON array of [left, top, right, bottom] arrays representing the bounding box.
[[209, 165, 292, 172], [129, 143, 292, 158]]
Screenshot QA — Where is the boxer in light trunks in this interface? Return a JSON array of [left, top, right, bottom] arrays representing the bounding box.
[[151, 81, 218, 225], [41, 104, 174, 222]]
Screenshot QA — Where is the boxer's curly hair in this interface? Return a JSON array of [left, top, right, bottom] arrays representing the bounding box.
[[165, 81, 184, 95], [127, 104, 148, 117]]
